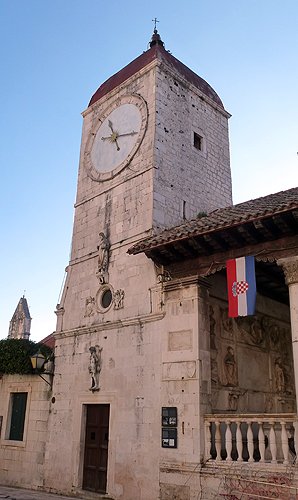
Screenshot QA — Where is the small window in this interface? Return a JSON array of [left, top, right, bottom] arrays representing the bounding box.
[[193, 132, 203, 151], [101, 289, 112, 309], [96, 285, 114, 313], [9, 392, 27, 441]]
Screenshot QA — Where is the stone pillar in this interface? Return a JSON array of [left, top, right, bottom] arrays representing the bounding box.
[[278, 256, 298, 409]]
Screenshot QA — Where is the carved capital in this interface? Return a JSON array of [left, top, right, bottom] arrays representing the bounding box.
[[277, 256, 298, 285]]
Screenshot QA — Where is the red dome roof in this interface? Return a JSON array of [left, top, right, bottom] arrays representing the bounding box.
[[89, 43, 224, 110]]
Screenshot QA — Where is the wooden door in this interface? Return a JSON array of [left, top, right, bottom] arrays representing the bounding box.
[[83, 404, 110, 493]]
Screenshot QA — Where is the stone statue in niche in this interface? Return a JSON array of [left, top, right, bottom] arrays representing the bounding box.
[[84, 296, 95, 317], [89, 345, 103, 391], [96, 232, 110, 284], [274, 357, 286, 393], [114, 289, 125, 310], [223, 346, 238, 386]]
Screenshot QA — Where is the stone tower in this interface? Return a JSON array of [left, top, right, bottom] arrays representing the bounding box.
[[55, 29, 232, 332], [8, 295, 31, 340], [47, 31, 232, 497]]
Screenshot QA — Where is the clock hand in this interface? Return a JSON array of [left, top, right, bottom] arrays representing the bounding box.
[[101, 122, 120, 150], [117, 131, 137, 138], [102, 130, 137, 141], [114, 138, 120, 151], [101, 122, 137, 150]]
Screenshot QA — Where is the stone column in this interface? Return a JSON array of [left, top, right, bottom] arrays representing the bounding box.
[[278, 256, 298, 409]]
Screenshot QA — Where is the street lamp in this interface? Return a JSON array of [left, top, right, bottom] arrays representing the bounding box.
[[30, 350, 54, 389]]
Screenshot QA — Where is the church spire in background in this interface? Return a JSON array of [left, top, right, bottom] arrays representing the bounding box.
[[8, 295, 32, 340]]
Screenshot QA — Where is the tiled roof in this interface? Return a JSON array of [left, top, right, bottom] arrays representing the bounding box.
[[88, 44, 224, 109], [40, 333, 55, 350], [128, 187, 298, 255]]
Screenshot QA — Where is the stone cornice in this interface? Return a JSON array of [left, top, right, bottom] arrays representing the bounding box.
[[54, 311, 165, 340], [164, 275, 210, 292], [277, 256, 298, 285]]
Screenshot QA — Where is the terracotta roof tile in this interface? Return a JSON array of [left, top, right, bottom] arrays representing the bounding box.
[[128, 187, 298, 255], [40, 333, 55, 350], [89, 44, 224, 109]]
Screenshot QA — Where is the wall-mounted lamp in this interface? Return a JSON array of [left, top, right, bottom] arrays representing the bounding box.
[[30, 350, 54, 389]]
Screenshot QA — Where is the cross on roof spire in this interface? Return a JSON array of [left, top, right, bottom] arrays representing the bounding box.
[[149, 19, 164, 49], [152, 18, 159, 31]]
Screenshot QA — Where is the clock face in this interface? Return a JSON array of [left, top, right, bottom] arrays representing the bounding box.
[[84, 94, 148, 181]]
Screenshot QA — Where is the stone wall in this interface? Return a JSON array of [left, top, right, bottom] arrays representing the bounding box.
[[154, 64, 232, 229], [45, 298, 163, 498], [0, 374, 50, 489], [209, 273, 295, 414], [45, 278, 211, 499]]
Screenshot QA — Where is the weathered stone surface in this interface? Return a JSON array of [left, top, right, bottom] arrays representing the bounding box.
[[160, 482, 190, 500]]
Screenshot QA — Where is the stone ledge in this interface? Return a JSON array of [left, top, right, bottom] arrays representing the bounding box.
[[54, 311, 165, 339]]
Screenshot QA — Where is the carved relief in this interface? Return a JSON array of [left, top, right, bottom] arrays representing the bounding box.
[[228, 391, 240, 411], [114, 289, 125, 310], [223, 346, 238, 386], [280, 327, 292, 361], [96, 232, 110, 284], [269, 322, 280, 346], [162, 361, 196, 381], [274, 357, 286, 393], [211, 352, 219, 386], [84, 296, 95, 317], [210, 299, 293, 413], [209, 305, 217, 349], [220, 307, 234, 340], [248, 317, 265, 345], [88, 345, 103, 391], [235, 316, 265, 347]]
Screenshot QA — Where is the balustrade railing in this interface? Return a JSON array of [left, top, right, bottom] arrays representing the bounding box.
[[204, 414, 298, 465]]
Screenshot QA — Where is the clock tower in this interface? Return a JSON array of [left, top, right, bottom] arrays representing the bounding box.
[[54, 29, 232, 331], [46, 31, 232, 498]]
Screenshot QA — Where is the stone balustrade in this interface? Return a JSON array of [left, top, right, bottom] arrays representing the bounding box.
[[205, 414, 298, 465]]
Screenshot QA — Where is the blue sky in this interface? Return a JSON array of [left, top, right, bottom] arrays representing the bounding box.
[[1, 0, 297, 341]]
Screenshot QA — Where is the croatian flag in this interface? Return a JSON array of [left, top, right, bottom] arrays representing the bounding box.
[[226, 256, 256, 317]]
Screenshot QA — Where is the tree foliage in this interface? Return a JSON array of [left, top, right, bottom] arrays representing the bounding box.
[[0, 339, 53, 375]]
